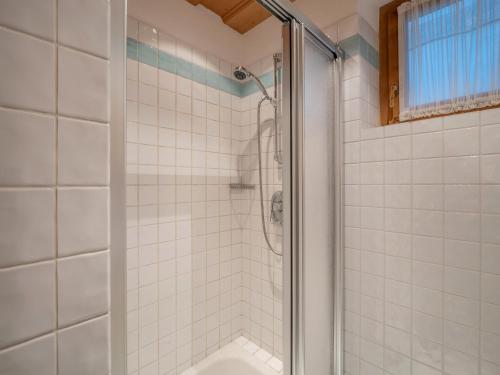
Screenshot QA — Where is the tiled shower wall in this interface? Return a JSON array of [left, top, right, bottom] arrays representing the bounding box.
[[0, 0, 110, 374], [125, 18, 283, 375], [338, 14, 500, 375], [237, 72, 284, 358]]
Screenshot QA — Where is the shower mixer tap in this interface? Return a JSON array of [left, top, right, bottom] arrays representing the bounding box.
[[233, 64, 283, 256], [270, 191, 283, 225]]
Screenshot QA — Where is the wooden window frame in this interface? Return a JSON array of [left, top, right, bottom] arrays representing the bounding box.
[[379, 0, 500, 126], [379, 0, 406, 125]]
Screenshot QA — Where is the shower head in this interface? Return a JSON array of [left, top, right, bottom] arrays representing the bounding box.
[[233, 66, 271, 100], [233, 66, 249, 81]]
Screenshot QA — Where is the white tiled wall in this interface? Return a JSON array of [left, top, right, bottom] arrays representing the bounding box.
[[235, 68, 284, 358], [340, 14, 500, 375], [0, 0, 110, 374], [126, 18, 284, 374]]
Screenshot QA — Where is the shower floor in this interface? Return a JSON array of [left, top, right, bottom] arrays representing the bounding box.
[[181, 337, 283, 375]]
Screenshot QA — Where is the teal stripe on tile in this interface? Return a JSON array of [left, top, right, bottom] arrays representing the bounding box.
[[158, 49, 176, 74], [359, 36, 379, 69], [240, 70, 276, 97], [128, 37, 374, 97], [339, 35, 361, 58], [127, 37, 249, 97], [127, 38, 138, 59], [219, 75, 244, 97], [339, 34, 379, 69], [192, 64, 206, 85], [139, 43, 158, 67], [176, 58, 192, 79]]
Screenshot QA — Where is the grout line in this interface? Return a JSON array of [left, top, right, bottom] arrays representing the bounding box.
[[0, 24, 55, 44], [133, 24, 142, 374], [155, 28, 161, 375], [478, 115, 483, 375], [57, 42, 109, 61], [0, 248, 110, 271], [56, 311, 109, 331], [440, 122, 446, 375], [0, 183, 110, 191], [0, 105, 56, 117], [54, 0, 60, 371], [382, 127, 387, 374], [0, 104, 110, 125]]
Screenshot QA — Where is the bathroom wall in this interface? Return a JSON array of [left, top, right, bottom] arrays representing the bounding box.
[[0, 0, 110, 374], [125, 17, 284, 374], [237, 62, 284, 359], [128, 0, 243, 65], [336, 13, 500, 375], [126, 18, 243, 375]]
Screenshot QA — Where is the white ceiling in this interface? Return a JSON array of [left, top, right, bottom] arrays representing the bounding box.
[[128, 0, 389, 66]]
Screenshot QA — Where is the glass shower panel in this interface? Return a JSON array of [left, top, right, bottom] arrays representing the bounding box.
[[302, 31, 335, 375], [125, 16, 285, 374]]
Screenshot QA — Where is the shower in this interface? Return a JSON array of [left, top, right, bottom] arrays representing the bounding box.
[[233, 62, 283, 256]]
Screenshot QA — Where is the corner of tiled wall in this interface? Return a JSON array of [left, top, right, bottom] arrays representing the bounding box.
[[125, 17, 284, 374], [338, 11, 500, 375], [0, 0, 110, 374]]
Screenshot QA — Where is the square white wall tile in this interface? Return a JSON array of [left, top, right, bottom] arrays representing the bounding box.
[[481, 124, 500, 154], [58, 47, 109, 122], [58, 0, 109, 58], [0, 262, 56, 349], [481, 155, 500, 184], [0, 28, 55, 112], [343, 21, 500, 373], [0, 189, 55, 267], [58, 117, 109, 186], [0, 0, 55, 40], [0, 0, 111, 367], [0, 334, 56, 375], [58, 316, 109, 375], [57, 252, 109, 327], [0, 108, 55, 186], [57, 188, 108, 256]]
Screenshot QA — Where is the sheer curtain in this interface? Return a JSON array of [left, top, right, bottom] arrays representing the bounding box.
[[398, 0, 500, 120]]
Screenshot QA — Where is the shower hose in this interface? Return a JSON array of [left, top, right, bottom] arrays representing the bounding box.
[[257, 97, 282, 257]]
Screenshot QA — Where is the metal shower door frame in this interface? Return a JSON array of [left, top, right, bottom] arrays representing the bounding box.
[[109, 1, 343, 374], [278, 12, 344, 375]]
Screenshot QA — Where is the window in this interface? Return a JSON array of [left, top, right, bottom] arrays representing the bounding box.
[[379, 0, 500, 125]]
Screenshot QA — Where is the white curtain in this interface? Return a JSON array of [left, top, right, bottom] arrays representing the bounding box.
[[398, 0, 500, 120]]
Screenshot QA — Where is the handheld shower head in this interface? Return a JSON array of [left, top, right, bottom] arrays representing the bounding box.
[[233, 66, 271, 100]]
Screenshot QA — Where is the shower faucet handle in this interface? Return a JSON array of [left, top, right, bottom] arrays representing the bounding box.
[[270, 191, 283, 225]]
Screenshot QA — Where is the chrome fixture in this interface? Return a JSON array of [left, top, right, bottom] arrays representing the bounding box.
[[229, 182, 255, 190], [233, 64, 283, 256], [233, 66, 272, 100], [229, 155, 255, 191], [272, 53, 283, 164], [271, 190, 283, 225]]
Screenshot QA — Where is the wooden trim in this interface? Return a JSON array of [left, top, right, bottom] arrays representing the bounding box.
[[379, 0, 406, 125], [385, 102, 500, 127], [184, 0, 293, 34], [222, 0, 254, 22], [379, 0, 500, 125]]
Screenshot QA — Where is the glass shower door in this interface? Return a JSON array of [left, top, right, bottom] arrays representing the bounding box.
[[284, 20, 342, 375]]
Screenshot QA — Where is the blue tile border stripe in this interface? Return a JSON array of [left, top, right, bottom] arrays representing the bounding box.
[[128, 38, 263, 97], [339, 34, 379, 69], [127, 34, 379, 97]]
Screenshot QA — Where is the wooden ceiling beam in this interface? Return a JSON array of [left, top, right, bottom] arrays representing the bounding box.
[[222, 0, 255, 23], [184, 0, 294, 34]]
